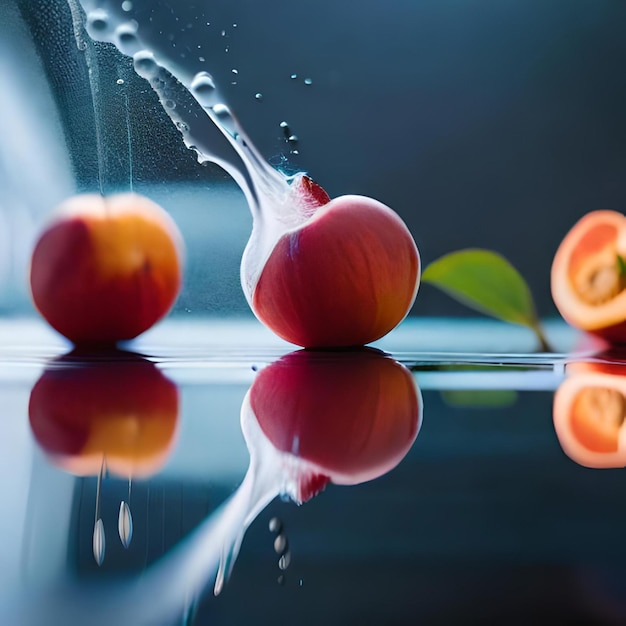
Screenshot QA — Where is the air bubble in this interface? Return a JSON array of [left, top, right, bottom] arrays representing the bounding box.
[[176, 121, 189, 132], [116, 79, 124, 85], [133, 51, 158, 78], [121, 0, 133, 11]]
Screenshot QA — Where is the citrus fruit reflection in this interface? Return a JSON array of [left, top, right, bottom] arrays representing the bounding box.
[[553, 361, 626, 468]]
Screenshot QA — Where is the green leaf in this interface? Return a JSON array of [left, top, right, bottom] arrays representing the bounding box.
[[422, 249, 549, 349], [617, 254, 626, 277]]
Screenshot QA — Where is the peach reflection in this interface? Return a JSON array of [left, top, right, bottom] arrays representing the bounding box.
[[28, 348, 180, 479]]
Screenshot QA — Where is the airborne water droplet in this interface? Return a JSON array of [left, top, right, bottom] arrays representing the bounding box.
[[116, 78, 124, 85], [274, 533, 288, 554], [115, 21, 141, 54], [290, 73, 297, 80], [133, 50, 157, 78], [278, 551, 291, 570], [190, 71, 217, 106], [121, 0, 133, 11], [118, 501, 133, 548], [87, 9, 110, 35], [93, 518, 105, 566], [255, 93, 263, 101], [304, 78, 313, 85], [287, 135, 299, 143]]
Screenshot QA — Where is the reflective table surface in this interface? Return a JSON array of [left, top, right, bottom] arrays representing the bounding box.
[[1, 317, 626, 625]]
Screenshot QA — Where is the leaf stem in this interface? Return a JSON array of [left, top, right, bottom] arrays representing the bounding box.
[[531, 319, 554, 353]]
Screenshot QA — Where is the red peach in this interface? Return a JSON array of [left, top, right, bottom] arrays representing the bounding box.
[[29, 193, 183, 345], [245, 176, 420, 348]]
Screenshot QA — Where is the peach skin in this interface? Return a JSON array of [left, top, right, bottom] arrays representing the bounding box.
[[241, 175, 420, 348], [29, 193, 183, 345]]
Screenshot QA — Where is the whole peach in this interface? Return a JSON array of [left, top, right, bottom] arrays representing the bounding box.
[[29, 193, 183, 345]]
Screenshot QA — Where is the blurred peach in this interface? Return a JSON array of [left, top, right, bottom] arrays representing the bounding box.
[[29, 349, 179, 478], [29, 193, 183, 345]]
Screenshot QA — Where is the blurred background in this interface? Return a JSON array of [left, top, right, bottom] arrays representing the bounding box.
[[2, 0, 626, 319]]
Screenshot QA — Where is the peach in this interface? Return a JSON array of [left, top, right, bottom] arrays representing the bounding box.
[[242, 175, 420, 348], [29, 193, 183, 345], [551, 210, 626, 343], [553, 362, 626, 468], [247, 348, 421, 501], [28, 349, 180, 478]]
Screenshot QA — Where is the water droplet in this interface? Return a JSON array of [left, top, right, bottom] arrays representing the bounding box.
[[133, 50, 157, 78], [304, 78, 313, 85], [93, 518, 105, 566], [251, 364, 258, 372], [121, 0, 133, 11], [268, 517, 282, 533], [278, 551, 291, 570], [191, 72, 217, 106], [255, 93, 263, 101], [221, 29, 226, 37], [212, 103, 232, 119], [299, 579, 304, 587], [277, 575, 285, 586], [116, 78, 124, 85], [290, 73, 297, 80], [291, 149, 300, 155], [274, 533, 288, 554], [115, 21, 140, 54], [233, 23, 238, 28], [288, 135, 299, 143], [225, 46, 230, 53], [231, 69, 238, 75], [118, 501, 133, 548], [199, 56, 206, 62], [87, 9, 110, 35]]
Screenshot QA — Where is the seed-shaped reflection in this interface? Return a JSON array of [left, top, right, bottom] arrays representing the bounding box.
[[553, 362, 626, 468], [28, 349, 180, 564], [214, 347, 422, 593]]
